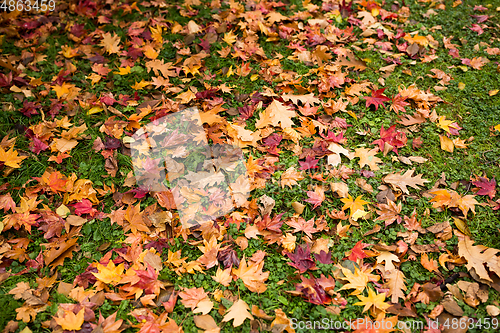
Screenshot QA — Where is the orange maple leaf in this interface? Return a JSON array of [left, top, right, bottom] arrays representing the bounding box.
[[0, 146, 27, 168], [54, 309, 85, 331]]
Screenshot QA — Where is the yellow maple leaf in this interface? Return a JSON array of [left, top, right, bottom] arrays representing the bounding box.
[[255, 99, 297, 129], [114, 66, 131, 75], [92, 260, 124, 285], [437, 116, 454, 133], [494, 124, 500, 132], [131, 80, 150, 90], [150, 25, 163, 44], [223, 30, 237, 45], [52, 82, 73, 99], [54, 309, 85, 331], [340, 195, 369, 218], [354, 288, 390, 313], [339, 267, 369, 295], [0, 146, 27, 168]]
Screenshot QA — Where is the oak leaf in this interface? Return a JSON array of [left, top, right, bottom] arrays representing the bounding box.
[[458, 237, 500, 282], [384, 269, 407, 303], [383, 169, 429, 194]]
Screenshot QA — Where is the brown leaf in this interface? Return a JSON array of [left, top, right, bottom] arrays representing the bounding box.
[[383, 169, 429, 194]]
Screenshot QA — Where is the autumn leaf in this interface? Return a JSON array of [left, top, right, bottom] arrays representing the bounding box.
[[92, 260, 125, 285], [54, 309, 85, 331], [339, 267, 370, 295], [255, 99, 297, 129], [232, 257, 269, 293], [364, 88, 390, 110], [305, 186, 325, 209], [472, 177, 496, 199], [280, 166, 304, 189], [421, 253, 439, 273], [100, 32, 121, 54], [383, 169, 429, 194], [354, 147, 382, 171], [375, 200, 402, 226], [384, 269, 407, 303], [0, 146, 27, 168], [354, 288, 390, 313], [458, 236, 500, 282], [340, 195, 369, 219], [222, 299, 254, 327]]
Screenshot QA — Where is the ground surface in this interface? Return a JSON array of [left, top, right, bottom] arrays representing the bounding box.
[[1, 0, 500, 332]]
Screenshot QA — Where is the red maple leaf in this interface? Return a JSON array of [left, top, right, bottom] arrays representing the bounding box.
[[73, 199, 96, 216], [346, 241, 370, 261], [285, 244, 316, 273], [372, 125, 407, 154], [256, 213, 284, 233], [390, 94, 409, 114], [294, 275, 331, 305], [364, 88, 390, 110], [472, 177, 496, 199], [299, 156, 319, 170], [30, 137, 49, 155]]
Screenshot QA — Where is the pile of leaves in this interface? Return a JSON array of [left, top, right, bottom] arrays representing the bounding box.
[[1, 0, 500, 332]]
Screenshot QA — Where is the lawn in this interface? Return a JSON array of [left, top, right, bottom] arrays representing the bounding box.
[[1, 0, 500, 332]]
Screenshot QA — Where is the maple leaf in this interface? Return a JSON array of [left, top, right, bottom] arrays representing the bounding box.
[[390, 94, 409, 114], [372, 125, 408, 155], [347, 241, 370, 261], [364, 88, 390, 110], [94, 311, 124, 333], [255, 99, 297, 129], [92, 260, 125, 285], [341, 195, 369, 219], [421, 253, 439, 273], [339, 267, 369, 295], [354, 288, 390, 313], [222, 299, 254, 327], [458, 236, 500, 282], [285, 244, 316, 273], [30, 137, 49, 154], [232, 257, 269, 293], [294, 275, 332, 305], [212, 267, 232, 286], [286, 217, 318, 238], [100, 32, 121, 54], [315, 250, 334, 265], [383, 169, 429, 194], [472, 177, 496, 199], [54, 309, 85, 331], [305, 187, 325, 209], [375, 200, 402, 226], [179, 287, 208, 309], [354, 147, 382, 170], [0, 146, 27, 168], [298, 156, 319, 170]]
